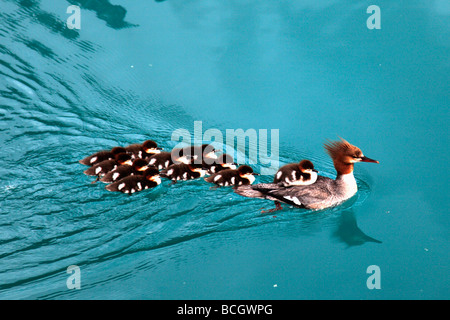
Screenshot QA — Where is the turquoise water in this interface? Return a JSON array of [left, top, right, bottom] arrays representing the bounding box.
[[0, 0, 448, 299]]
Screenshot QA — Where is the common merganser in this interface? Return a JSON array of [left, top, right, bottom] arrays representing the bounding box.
[[105, 167, 161, 194], [205, 165, 259, 187], [234, 138, 379, 211]]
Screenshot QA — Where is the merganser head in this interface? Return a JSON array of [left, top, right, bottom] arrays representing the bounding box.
[[115, 153, 133, 166], [324, 138, 379, 175], [188, 162, 208, 176], [298, 160, 319, 174], [237, 165, 259, 184], [188, 162, 203, 171], [201, 144, 218, 160], [218, 154, 237, 169], [142, 140, 162, 154], [132, 158, 149, 171], [170, 148, 189, 164], [111, 147, 127, 155], [143, 167, 161, 183], [237, 165, 254, 175]]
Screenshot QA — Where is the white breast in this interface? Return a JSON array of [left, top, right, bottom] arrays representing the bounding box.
[[245, 174, 256, 184], [336, 173, 358, 198]]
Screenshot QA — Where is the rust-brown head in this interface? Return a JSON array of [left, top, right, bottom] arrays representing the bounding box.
[[143, 167, 161, 184], [115, 153, 133, 166], [324, 138, 378, 174], [111, 147, 127, 155], [298, 160, 318, 174], [132, 158, 149, 171], [142, 140, 162, 154], [237, 165, 259, 184]]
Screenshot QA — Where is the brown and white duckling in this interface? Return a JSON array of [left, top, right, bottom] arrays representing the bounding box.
[[145, 147, 191, 170], [273, 160, 318, 186], [125, 140, 162, 159], [203, 153, 237, 175], [160, 162, 208, 182], [83, 153, 133, 181], [105, 167, 161, 194], [79, 147, 127, 166], [99, 158, 149, 183], [204, 165, 259, 187], [182, 144, 219, 163]]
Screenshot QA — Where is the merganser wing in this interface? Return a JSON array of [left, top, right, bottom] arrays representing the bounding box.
[[235, 176, 335, 210]]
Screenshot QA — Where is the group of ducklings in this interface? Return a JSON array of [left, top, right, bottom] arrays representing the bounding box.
[[79, 140, 279, 194]]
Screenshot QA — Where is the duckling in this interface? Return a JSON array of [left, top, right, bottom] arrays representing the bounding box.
[[99, 158, 149, 183], [105, 167, 161, 194], [203, 153, 237, 175], [204, 165, 259, 187], [79, 146, 127, 166], [274, 160, 318, 186], [160, 162, 208, 182], [83, 153, 132, 182], [145, 147, 190, 170], [125, 140, 161, 159], [182, 144, 219, 162]]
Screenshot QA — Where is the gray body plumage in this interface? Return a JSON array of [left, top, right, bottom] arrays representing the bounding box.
[[234, 174, 357, 210]]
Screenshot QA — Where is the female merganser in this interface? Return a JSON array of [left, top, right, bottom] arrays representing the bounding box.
[[83, 153, 133, 180], [274, 159, 318, 186], [160, 162, 208, 182], [205, 165, 259, 187], [204, 153, 237, 175], [79, 147, 127, 166], [125, 140, 162, 159], [99, 158, 149, 183], [234, 138, 379, 211], [105, 167, 161, 194]]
